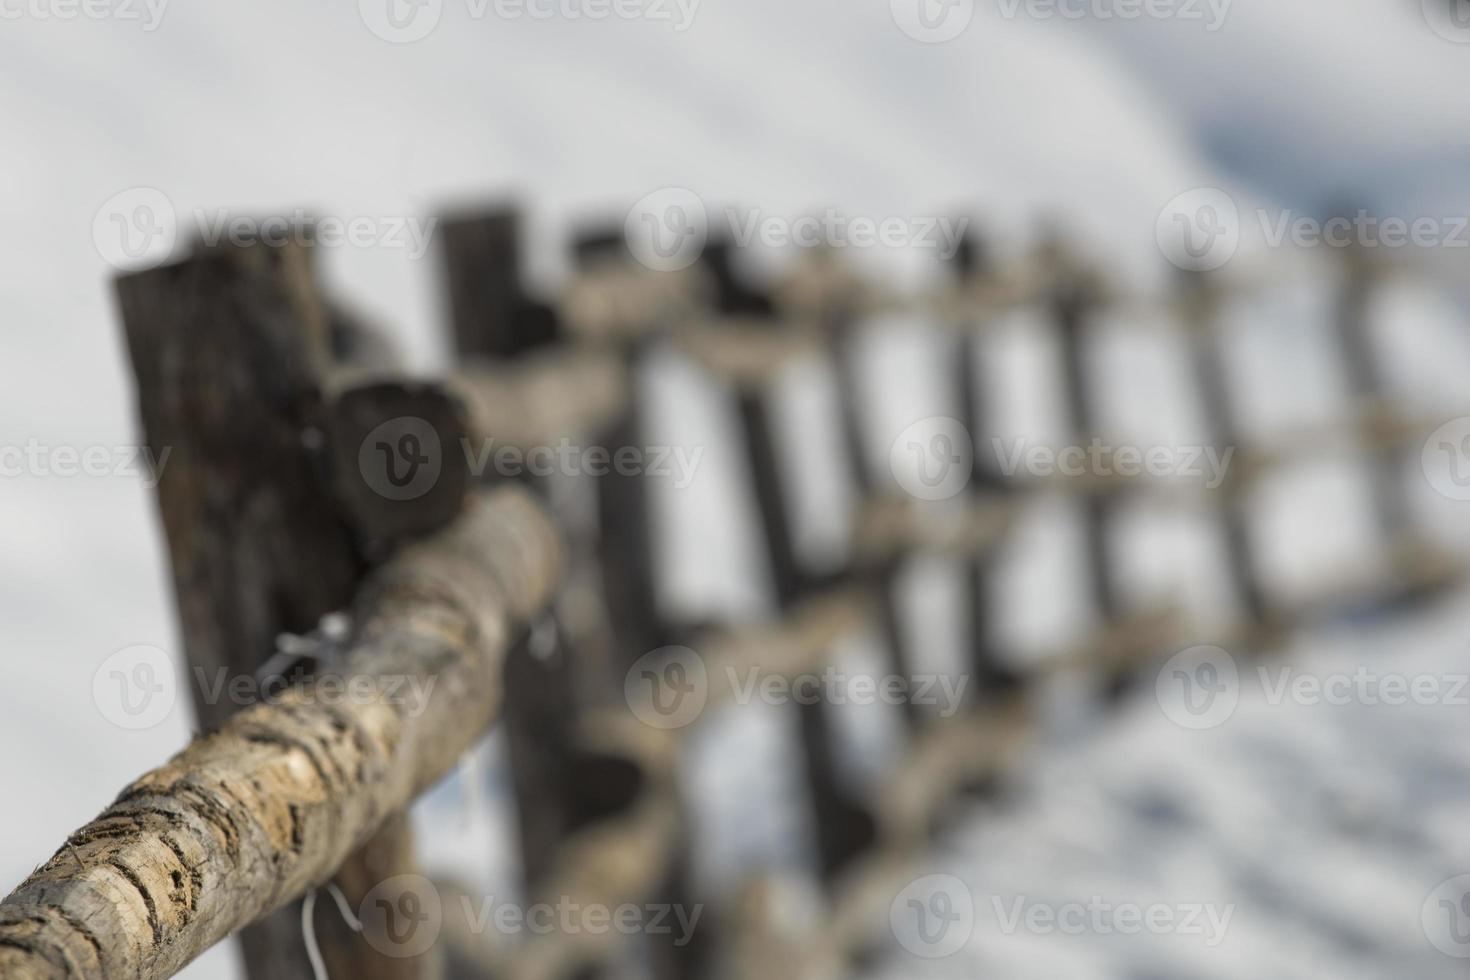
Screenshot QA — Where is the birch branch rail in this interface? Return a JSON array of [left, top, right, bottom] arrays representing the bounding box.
[[0, 487, 562, 980]]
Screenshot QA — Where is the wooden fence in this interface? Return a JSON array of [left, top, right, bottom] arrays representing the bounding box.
[[0, 205, 1459, 980]]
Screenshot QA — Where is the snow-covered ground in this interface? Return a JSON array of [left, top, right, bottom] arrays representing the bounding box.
[[2, 1, 1468, 977]]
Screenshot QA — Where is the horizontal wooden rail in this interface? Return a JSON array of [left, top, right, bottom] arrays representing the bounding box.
[[0, 488, 561, 980], [451, 350, 629, 453], [557, 238, 1450, 347]]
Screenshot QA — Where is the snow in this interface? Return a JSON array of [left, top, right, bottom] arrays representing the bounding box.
[[1, 2, 1466, 977]]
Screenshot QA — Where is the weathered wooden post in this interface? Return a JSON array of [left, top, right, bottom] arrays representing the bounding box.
[[116, 237, 434, 980], [705, 245, 878, 889], [570, 225, 711, 980], [438, 206, 592, 909], [1331, 233, 1412, 551], [1177, 269, 1270, 631], [573, 230, 666, 664], [826, 291, 921, 729], [439, 212, 704, 979], [947, 230, 1020, 703], [1041, 236, 1139, 698], [1048, 246, 1119, 618], [440, 206, 560, 359]]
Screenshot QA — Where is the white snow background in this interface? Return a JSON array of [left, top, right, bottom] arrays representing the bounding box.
[[2, 1, 1470, 977]]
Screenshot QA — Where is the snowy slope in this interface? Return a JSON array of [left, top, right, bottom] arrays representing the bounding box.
[[1, 3, 1467, 979]]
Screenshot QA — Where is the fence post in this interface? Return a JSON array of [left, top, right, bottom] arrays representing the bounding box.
[[1332, 235, 1411, 550], [1049, 246, 1119, 616], [573, 231, 666, 665], [708, 246, 878, 889], [438, 208, 619, 915], [580, 227, 722, 980], [1178, 270, 1269, 628], [827, 297, 921, 729], [1043, 237, 1140, 700], [438, 221, 701, 978], [116, 239, 433, 980], [440, 205, 560, 358], [948, 229, 1020, 704]]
